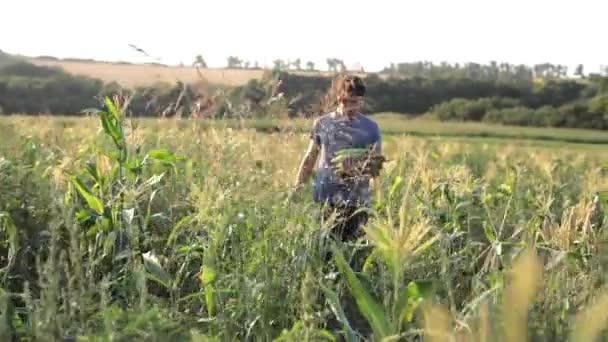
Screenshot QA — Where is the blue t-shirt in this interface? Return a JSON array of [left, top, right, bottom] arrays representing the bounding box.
[[310, 112, 382, 206]]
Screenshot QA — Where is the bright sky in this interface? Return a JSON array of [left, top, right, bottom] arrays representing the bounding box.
[[2, 0, 607, 73]]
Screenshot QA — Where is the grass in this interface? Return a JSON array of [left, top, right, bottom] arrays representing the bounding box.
[[8, 111, 608, 147], [2, 106, 608, 341], [370, 113, 608, 145]]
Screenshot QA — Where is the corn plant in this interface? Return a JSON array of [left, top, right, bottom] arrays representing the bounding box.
[[69, 95, 187, 306]]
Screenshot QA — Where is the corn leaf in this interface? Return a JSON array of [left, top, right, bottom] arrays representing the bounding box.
[[389, 176, 403, 200], [333, 244, 391, 339], [71, 177, 104, 215], [147, 149, 180, 164], [319, 283, 358, 342], [395, 280, 435, 327], [0, 213, 18, 261], [85, 160, 102, 186], [143, 252, 171, 289], [102, 231, 117, 258], [201, 247, 218, 316], [104, 96, 121, 120], [99, 112, 121, 147], [204, 285, 216, 317]]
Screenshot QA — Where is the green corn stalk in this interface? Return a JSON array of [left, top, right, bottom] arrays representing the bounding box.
[[331, 243, 433, 340], [200, 246, 218, 317]]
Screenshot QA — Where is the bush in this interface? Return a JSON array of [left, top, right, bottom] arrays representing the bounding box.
[[0, 63, 103, 115], [557, 103, 606, 130], [481, 103, 608, 130], [523, 80, 587, 108], [483, 106, 538, 126], [431, 97, 520, 121]]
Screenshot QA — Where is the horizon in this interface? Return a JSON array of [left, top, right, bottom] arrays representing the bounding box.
[[2, 0, 607, 74]]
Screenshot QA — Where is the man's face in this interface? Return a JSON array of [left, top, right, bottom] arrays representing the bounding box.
[[340, 95, 364, 116]]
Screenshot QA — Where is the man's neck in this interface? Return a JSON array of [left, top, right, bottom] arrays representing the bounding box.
[[335, 108, 358, 120]]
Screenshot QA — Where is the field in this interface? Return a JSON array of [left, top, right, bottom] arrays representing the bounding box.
[[27, 58, 359, 88], [28, 58, 267, 87], [3, 109, 608, 341]]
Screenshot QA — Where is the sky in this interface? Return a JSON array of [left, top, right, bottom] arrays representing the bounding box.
[[2, 0, 607, 73]]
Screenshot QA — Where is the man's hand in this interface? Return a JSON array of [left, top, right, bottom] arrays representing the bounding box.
[[294, 138, 320, 188], [292, 182, 305, 193], [342, 158, 357, 174], [286, 183, 305, 204]]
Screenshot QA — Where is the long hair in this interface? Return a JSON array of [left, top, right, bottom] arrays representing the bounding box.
[[319, 74, 366, 113]]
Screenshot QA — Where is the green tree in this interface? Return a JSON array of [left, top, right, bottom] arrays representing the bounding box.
[[193, 55, 207, 68], [575, 64, 585, 78], [291, 58, 301, 71], [226, 56, 242, 68], [273, 59, 287, 71]]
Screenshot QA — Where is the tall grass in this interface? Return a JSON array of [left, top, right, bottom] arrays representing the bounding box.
[[1, 101, 608, 340]]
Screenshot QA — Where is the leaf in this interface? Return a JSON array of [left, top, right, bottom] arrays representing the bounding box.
[[147, 149, 179, 164], [126, 157, 144, 175], [389, 176, 403, 200], [123, 208, 135, 226], [104, 96, 121, 120], [99, 112, 121, 147], [204, 285, 216, 317], [102, 231, 117, 258], [85, 160, 102, 185], [395, 280, 435, 327], [362, 249, 379, 274], [143, 252, 171, 289], [598, 191, 608, 204], [71, 177, 104, 215], [412, 280, 435, 299], [394, 289, 412, 328], [332, 244, 391, 339], [482, 221, 496, 243], [75, 209, 92, 223], [200, 247, 218, 316], [177, 244, 204, 255], [141, 173, 164, 189], [0, 213, 18, 261], [319, 284, 358, 342], [167, 215, 194, 247], [200, 265, 217, 286], [454, 201, 472, 212]]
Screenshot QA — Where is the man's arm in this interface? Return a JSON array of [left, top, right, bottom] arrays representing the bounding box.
[[294, 138, 320, 189]]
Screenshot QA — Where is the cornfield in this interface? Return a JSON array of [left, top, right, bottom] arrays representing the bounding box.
[[2, 98, 608, 341]]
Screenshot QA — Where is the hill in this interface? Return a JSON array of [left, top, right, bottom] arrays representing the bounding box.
[[0, 49, 22, 68], [27, 57, 266, 87], [26, 56, 368, 87]]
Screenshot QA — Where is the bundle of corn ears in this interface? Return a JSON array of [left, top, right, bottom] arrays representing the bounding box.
[[331, 147, 386, 181]]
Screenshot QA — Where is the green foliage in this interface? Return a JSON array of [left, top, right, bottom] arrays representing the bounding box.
[[431, 97, 520, 121], [3, 56, 608, 131], [2, 117, 608, 339], [432, 94, 608, 130]]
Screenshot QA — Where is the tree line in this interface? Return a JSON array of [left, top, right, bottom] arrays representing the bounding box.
[[381, 61, 599, 81], [1, 55, 607, 130]]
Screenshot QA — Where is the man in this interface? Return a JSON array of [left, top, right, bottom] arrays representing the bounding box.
[[293, 75, 383, 242]]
